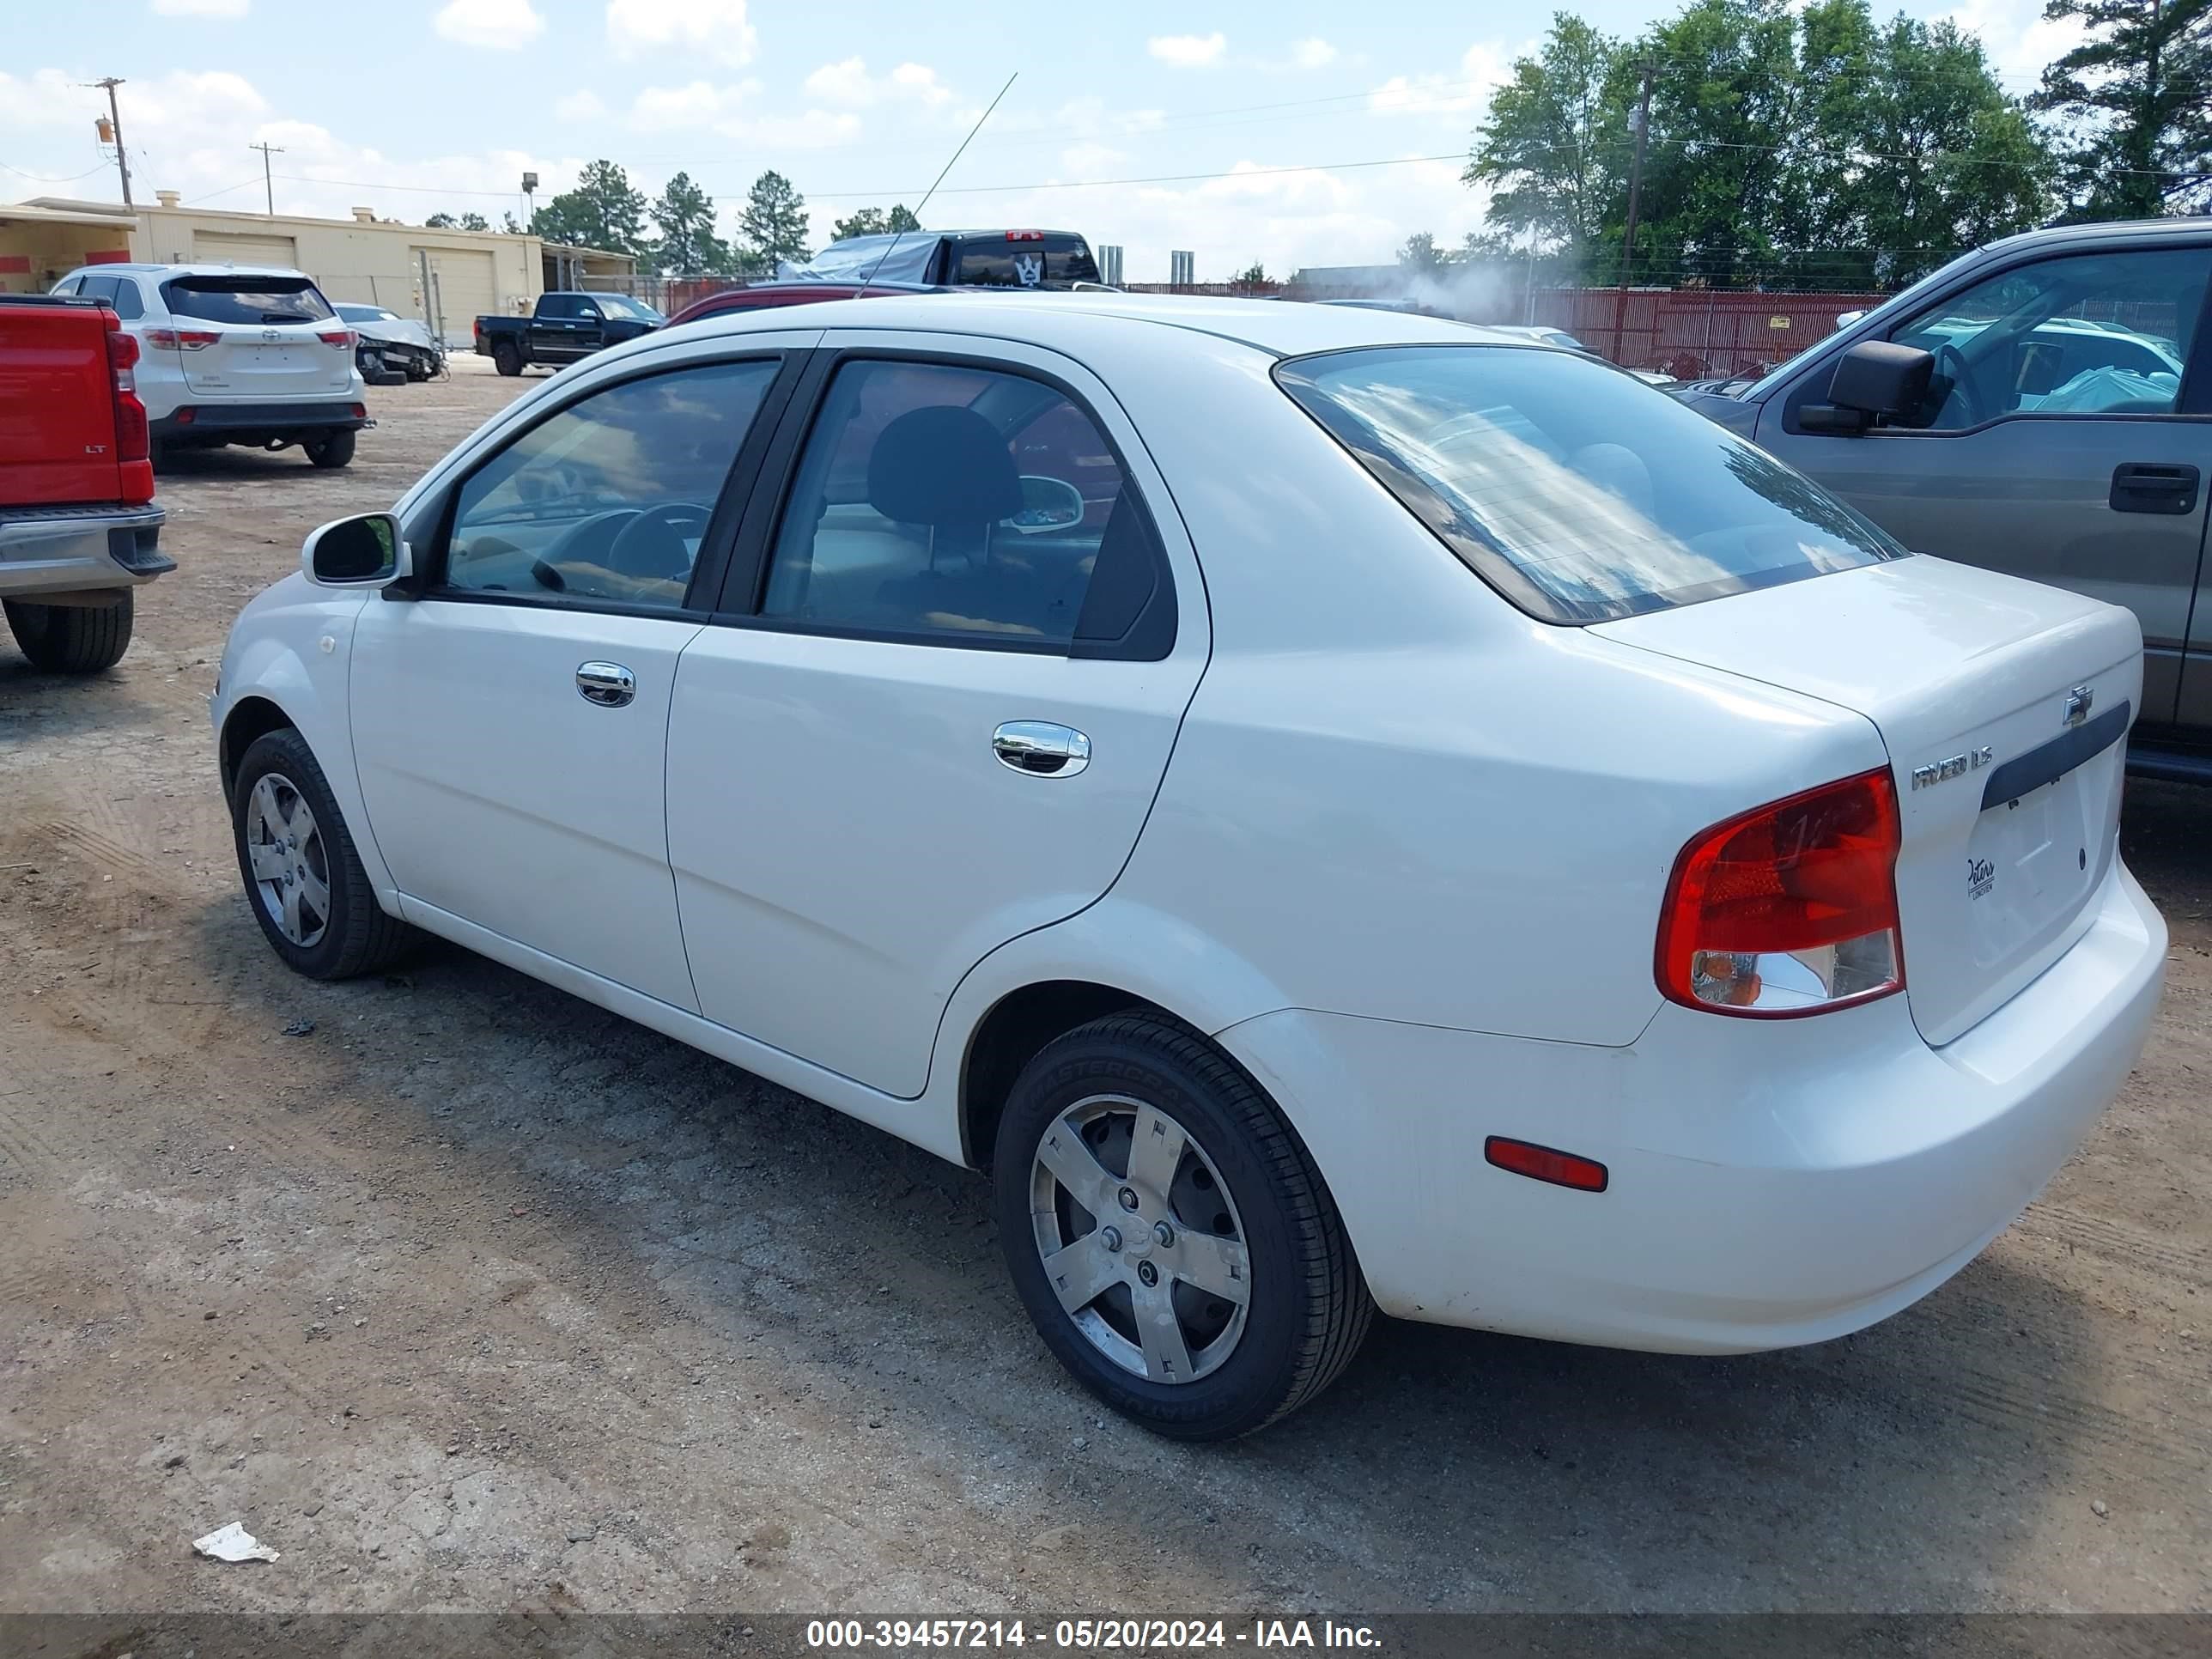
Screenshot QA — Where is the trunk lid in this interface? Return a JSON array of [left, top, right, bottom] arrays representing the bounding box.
[[1593, 556, 2140, 1047], [159, 275, 354, 404]]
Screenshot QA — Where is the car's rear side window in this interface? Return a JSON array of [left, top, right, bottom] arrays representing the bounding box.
[[1277, 345, 1908, 624], [163, 276, 335, 325]]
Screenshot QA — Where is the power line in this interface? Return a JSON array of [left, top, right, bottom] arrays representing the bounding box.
[[0, 156, 118, 185]]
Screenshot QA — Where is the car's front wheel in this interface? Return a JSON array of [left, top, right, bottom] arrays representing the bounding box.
[[230, 726, 414, 978], [993, 1012, 1373, 1439], [3, 592, 133, 672]]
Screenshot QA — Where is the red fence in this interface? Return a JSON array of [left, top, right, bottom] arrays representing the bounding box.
[[1519, 289, 1882, 380], [1132, 281, 1885, 380]]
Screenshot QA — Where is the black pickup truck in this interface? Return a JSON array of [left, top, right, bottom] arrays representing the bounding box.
[[473, 292, 665, 375]]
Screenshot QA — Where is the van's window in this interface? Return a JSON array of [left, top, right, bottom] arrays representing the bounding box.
[[950, 235, 1099, 289], [1278, 345, 1908, 624], [1889, 248, 2209, 427], [443, 360, 778, 611], [163, 276, 336, 325]]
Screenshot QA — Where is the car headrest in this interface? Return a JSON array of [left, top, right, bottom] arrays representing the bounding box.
[[867, 405, 1022, 528]]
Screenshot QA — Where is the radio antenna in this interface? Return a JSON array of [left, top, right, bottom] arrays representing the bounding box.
[[856, 70, 1018, 298]]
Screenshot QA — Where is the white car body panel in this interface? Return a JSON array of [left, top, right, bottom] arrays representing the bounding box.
[[666, 328, 1210, 1097], [212, 292, 2168, 1357]]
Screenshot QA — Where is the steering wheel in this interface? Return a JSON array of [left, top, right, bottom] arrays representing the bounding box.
[[605, 501, 712, 582], [1930, 342, 1981, 427]]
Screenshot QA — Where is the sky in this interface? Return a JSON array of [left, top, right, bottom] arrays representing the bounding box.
[[2, 0, 2085, 283]]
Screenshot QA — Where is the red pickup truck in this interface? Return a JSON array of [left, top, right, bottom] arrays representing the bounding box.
[[0, 293, 168, 672]]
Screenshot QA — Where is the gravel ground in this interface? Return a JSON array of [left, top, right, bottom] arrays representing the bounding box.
[[2, 356, 2208, 1618]]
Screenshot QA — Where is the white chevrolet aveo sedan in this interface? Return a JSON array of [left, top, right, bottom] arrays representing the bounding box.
[[213, 295, 2166, 1438]]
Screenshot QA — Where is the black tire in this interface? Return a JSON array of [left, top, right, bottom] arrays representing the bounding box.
[[3, 591, 133, 673], [148, 436, 169, 473], [993, 1012, 1373, 1439], [230, 726, 415, 979], [492, 341, 523, 377], [303, 428, 356, 469]]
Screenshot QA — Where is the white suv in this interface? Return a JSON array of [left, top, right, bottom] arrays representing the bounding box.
[[53, 264, 368, 470]]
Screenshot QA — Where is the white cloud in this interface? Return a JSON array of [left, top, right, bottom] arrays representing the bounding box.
[[803, 58, 953, 110], [1370, 41, 1514, 118], [607, 0, 756, 66], [553, 89, 605, 120], [1148, 33, 1226, 69], [433, 0, 544, 50], [1291, 38, 1337, 70], [1059, 143, 1127, 181], [629, 81, 858, 148], [1937, 0, 2082, 88], [151, 0, 249, 16]]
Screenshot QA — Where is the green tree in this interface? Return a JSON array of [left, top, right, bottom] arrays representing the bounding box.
[[2033, 0, 2212, 216], [459, 211, 489, 232], [424, 211, 458, 228], [830, 204, 922, 240], [649, 171, 730, 273], [1468, 0, 2054, 291], [1466, 13, 1624, 269], [739, 170, 811, 267], [532, 160, 649, 256], [1232, 260, 1269, 285], [1398, 232, 1449, 270]]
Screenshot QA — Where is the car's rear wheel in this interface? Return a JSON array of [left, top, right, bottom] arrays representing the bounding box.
[[993, 1012, 1372, 1439], [230, 727, 414, 979], [3, 592, 133, 673], [303, 429, 356, 469], [492, 341, 523, 377]]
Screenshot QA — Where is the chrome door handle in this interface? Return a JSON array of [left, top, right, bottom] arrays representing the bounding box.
[[993, 720, 1090, 778], [576, 661, 635, 708]]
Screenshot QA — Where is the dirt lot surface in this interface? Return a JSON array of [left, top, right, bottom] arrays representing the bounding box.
[[2, 357, 2208, 1620]]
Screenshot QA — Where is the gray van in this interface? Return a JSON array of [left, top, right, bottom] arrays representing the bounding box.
[[1675, 219, 2211, 778]]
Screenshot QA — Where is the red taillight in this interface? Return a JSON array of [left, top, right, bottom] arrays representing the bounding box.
[[1656, 768, 1904, 1018], [319, 328, 355, 348], [145, 327, 217, 350], [106, 324, 151, 495], [473, 317, 485, 339], [1485, 1137, 1608, 1193], [349, 404, 366, 419]]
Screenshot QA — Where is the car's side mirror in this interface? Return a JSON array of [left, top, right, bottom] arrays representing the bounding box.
[[1802, 340, 1936, 433], [302, 513, 410, 587]]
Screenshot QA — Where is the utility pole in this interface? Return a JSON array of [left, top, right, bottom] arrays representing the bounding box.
[[1611, 60, 1656, 365], [84, 77, 131, 205], [249, 143, 285, 216]]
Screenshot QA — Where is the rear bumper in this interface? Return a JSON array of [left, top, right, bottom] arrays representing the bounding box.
[[1218, 860, 2166, 1352], [0, 502, 171, 597], [154, 401, 369, 441]]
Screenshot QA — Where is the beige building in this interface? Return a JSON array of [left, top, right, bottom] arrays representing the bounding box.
[[1, 195, 635, 344]]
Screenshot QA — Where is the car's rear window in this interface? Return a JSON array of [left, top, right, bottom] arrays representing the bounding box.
[[162, 276, 335, 325], [1276, 345, 1908, 623], [951, 235, 1099, 289]]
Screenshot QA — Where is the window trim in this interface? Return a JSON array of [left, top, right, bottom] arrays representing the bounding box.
[[1779, 239, 2212, 437], [705, 344, 1178, 661], [397, 350, 804, 618]]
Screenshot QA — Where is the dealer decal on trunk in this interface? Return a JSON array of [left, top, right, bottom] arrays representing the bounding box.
[[1968, 857, 1996, 902]]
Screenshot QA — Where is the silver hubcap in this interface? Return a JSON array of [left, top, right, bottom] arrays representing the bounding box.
[[1030, 1094, 1250, 1384], [245, 772, 331, 948]]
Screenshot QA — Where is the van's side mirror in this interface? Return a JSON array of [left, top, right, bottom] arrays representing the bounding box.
[[302, 513, 409, 587], [1802, 340, 1936, 433]]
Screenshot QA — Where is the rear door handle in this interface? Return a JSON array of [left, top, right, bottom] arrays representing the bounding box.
[[2111, 462, 2199, 515], [993, 720, 1091, 778], [576, 661, 635, 708]]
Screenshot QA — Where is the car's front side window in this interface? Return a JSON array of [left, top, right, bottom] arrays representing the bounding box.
[[441, 360, 780, 611], [1889, 248, 2208, 428], [758, 359, 1153, 646]]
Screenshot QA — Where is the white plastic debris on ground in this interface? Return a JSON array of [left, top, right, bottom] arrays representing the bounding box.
[[192, 1521, 279, 1563]]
